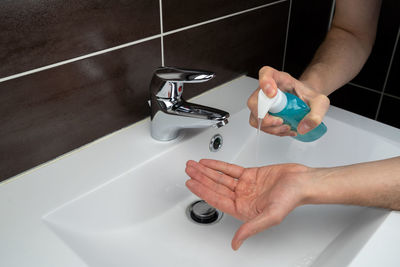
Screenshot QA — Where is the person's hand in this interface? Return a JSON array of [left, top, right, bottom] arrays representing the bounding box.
[[247, 66, 330, 136], [185, 159, 310, 250]]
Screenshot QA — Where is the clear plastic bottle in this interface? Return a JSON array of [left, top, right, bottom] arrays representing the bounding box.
[[258, 89, 327, 142]]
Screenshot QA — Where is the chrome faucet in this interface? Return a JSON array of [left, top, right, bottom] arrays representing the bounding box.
[[149, 67, 230, 141]]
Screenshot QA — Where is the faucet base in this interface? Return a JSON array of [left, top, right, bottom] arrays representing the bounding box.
[[150, 125, 180, 141]]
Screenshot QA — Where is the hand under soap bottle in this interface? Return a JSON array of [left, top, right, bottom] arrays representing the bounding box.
[[258, 89, 327, 142]]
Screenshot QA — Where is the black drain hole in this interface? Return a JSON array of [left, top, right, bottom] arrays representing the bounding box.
[[190, 209, 219, 224], [209, 134, 223, 152], [187, 200, 223, 225]]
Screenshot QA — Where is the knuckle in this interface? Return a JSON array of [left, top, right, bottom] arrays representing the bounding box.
[[259, 66, 272, 76], [249, 116, 257, 127], [281, 71, 291, 78], [307, 114, 323, 125], [316, 94, 330, 106], [247, 96, 255, 109]]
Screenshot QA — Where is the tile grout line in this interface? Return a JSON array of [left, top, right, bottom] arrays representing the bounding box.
[[349, 82, 400, 101], [0, 34, 162, 83], [0, 0, 287, 84], [374, 24, 400, 120], [383, 92, 400, 101], [162, 0, 287, 37], [281, 0, 292, 71], [327, 0, 336, 31], [159, 0, 165, 66], [348, 82, 382, 94]]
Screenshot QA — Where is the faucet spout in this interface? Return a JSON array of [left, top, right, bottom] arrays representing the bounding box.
[[151, 99, 229, 141], [149, 67, 230, 141]]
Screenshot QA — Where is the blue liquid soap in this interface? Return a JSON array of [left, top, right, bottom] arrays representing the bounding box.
[[258, 89, 327, 142]]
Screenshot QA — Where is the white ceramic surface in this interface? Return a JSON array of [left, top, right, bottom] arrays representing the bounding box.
[[1, 76, 399, 267]]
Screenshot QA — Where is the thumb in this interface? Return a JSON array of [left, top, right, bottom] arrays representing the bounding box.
[[297, 94, 330, 135], [231, 208, 284, 250], [259, 67, 278, 98]]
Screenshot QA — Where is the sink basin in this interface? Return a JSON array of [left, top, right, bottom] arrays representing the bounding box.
[[2, 76, 400, 267], [43, 85, 400, 266]]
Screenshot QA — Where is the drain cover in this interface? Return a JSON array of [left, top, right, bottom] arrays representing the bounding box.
[[209, 134, 223, 152], [187, 200, 223, 224]]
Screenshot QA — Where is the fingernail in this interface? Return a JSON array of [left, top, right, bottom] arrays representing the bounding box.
[[282, 125, 291, 132], [274, 118, 283, 126], [185, 180, 192, 188], [264, 83, 274, 98], [298, 122, 311, 134], [235, 240, 243, 250]]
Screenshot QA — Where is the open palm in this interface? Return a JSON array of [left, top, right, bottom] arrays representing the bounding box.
[[185, 159, 309, 250]]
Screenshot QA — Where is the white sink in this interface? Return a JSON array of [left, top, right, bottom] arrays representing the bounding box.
[[1, 76, 400, 267]]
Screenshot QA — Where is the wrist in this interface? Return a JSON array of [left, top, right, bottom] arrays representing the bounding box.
[[301, 166, 348, 205], [299, 64, 330, 95]]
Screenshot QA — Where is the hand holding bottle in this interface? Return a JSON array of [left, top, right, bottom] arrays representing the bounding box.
[[247, 66, 330, 136]]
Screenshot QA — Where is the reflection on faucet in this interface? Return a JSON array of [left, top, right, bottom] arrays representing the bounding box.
[[149, 67, 230, 141]]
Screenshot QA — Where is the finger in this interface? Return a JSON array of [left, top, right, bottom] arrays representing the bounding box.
[[185, 179, 237, 216], [259, 66, 296, 97], [259, 68, 278, 98], [297, 94, 330, 134], [231, 206, 286, 250], [261, 125, 292, 136], [247, 88, 260, 117], [185, 165, 236, 199], [187, 160, 238, 191], [249, 113, 283, 129], [249, 114, 293, 137], [259, 67, 279, 98], [199, 159, 245, 179]]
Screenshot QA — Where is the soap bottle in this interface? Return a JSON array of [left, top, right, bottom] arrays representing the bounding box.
[[258, 89, 327, 142]]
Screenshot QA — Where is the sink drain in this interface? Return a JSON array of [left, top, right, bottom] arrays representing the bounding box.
[[186, 200, 223, 224], [209, 134, 223, 152]]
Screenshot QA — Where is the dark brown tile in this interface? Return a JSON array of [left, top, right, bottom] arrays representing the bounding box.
[[284, 0, 334, 77], [0, 39, 161, 182], [329, 84, 380, 119], [163, 0, 277, 31], [377, 95, 400, 129], [351, 0, 400, 91], [0, 0, 160, 78], [164, 2, 289, 99]]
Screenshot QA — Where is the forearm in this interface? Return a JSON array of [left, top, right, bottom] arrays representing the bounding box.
[[300, 27, 372, 95], [299, 0, 382, 95], [305, 156, 400, 210]]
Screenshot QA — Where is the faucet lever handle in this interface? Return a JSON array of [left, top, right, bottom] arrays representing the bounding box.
[[151, 66, 215, 99], [154, 66, 215, 83]]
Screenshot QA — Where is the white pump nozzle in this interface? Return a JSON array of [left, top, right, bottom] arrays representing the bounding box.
[[257, 89, 287, 118]]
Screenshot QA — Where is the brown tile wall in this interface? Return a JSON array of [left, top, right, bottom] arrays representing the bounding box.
[[0, 0, 291, 181], [0, 0, 160, 77], [0, 40, 161, 180]]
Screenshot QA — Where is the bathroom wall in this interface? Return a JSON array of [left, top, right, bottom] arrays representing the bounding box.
[[0, 0, 291, 181], [285, 0, 400, 128], [0, 0, 397, 182]]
